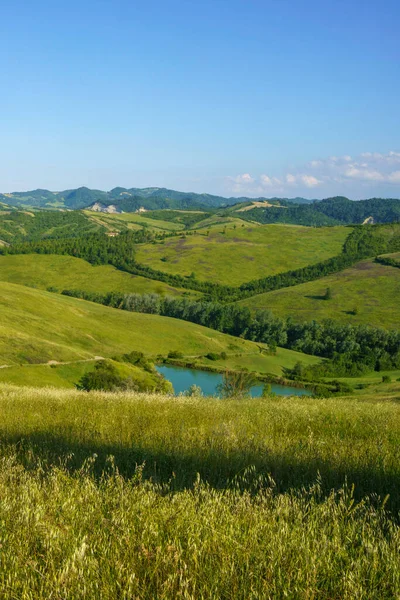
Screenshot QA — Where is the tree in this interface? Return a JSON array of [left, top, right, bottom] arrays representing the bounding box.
[[217, 370, 258, 399], [77, 361, 122, 391], [324, 287, 332, 300]]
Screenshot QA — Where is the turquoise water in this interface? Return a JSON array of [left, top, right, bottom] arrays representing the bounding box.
[[156, 365, 312, 397]]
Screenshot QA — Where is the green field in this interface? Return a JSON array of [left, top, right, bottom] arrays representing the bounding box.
[[0, 254, 194, 296], [239, 258, 400, 329], [0, 384, 398, 598], [135, 224, 350, 285], [0, 282, 318, 379]]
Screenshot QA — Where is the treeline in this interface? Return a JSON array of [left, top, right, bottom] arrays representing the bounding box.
[[375, 256, 400, 269], [61, 290, 400, 374], [2, 230, 147, 266], [3, 225, 400, 301]]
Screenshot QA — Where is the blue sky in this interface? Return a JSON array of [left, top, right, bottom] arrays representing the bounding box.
[[1, 0, 399, 198]]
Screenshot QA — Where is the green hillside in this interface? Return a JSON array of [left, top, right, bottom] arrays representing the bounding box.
[[239, 258, 400, 329], [0, 359, 167, 390], [135, 224, 350, 285], [0, 254, 195, 296], [0, 282, 319, 377], [0, 209, 104, 243]]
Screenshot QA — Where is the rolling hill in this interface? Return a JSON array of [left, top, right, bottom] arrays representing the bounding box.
[[239, 257, 400, 329], [0, 254, 195, 296], [135, 224, 350, 285], [0, 282, 320, 376]]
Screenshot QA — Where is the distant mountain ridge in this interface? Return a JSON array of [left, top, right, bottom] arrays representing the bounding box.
[[0, 186, 314, 211]]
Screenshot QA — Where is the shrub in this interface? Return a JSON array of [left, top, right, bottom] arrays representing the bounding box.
[[382, 375, 392, 383], [168, 350, 184, 359], [77, 361, 122, 391], [205, 352, 220, 361]]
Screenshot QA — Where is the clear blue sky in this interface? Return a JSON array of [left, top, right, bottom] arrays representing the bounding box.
[[1, 0, 399, 198]]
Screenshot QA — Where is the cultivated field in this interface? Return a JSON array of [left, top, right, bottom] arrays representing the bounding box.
[[0, 384, 398, 598], [239, 258, 400, 329], [135, 225, 350, 285]]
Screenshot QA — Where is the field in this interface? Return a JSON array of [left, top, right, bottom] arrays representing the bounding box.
[[135, 225, 350, 285], [0, 282, 317, 378], [239, 258, 400, 329], [0, 384, 398, 598], [0, 254, 193, 296]]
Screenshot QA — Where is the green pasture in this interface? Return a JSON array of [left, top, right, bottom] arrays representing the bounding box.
[[0, 254, 193, 296], [195, 345, 320, 376], [0, 282, 312, 371], [135, 224, 350, 285], [239, 258, 400, 329]]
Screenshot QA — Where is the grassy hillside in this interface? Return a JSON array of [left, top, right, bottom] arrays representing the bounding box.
[[239, 258, 400, 329], [135, 224, 350, 285], [0, 384, 398, 598], [0, 254, 195, 297], [0, 282, 318, 377], [0, 359, 167, 390]]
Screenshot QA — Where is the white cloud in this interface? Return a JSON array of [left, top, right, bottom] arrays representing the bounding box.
[[388, 171, 400, 183], [286, 173, 321, 187], [233, 173, 254, 184], [344, 167, 384, 181], [286, 173, 296, 184], [300, 175, 321, 187], [225, 150, 400, 197]]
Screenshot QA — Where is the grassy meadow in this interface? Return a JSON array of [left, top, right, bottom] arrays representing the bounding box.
[[135, 224, 350, 285], [0, 253, 193, 296], [0, 384, 398, 598], [0, 282, 316, 380], [239, 258, 400, 329]]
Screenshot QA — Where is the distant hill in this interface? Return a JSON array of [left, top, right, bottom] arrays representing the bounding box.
[[0, 186, 314, 211], [239, 196, 400, 226]]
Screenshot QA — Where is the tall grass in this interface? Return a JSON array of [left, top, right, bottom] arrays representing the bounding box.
[[0, 384, 399, 598]]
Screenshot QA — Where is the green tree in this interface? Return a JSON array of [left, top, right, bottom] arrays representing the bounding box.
[[77, 361, 122, 391], [217, 370, 257, 399]]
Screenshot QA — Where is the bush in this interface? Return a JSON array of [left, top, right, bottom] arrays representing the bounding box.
[[205, 352, 220, 361], [382, 375, 392, 383], [168, 350, 184, 359], [77, 361, 122, 391]]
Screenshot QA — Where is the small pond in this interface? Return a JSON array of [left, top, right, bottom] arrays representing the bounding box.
[[156, 365, 312, 397]]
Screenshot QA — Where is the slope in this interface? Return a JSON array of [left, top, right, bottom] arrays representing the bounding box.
[[238, 258, 400, 329], [0, 282, 319, 374], [0, 254, 196, 297], [135, 224, 350, 285]]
